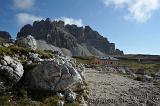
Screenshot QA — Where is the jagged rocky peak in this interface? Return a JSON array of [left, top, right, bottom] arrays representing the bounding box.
[[17, 24, 33, 38], [115, 49, 124, 55], [17, 18, 124, 56]]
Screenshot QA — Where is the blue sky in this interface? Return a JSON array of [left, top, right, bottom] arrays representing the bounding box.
[[0, 0, 160, 55]]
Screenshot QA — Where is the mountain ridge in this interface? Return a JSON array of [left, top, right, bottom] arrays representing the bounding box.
[[16, 18, 123, 56]]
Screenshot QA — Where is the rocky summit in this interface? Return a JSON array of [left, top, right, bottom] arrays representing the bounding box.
[[17, 18, 123, 56]]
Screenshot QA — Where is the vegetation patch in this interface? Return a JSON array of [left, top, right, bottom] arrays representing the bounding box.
[[134, 76, 143, 81], [0, 45, 54, 59], [73, 56, 90, 65], [153, 81, 160, 88]]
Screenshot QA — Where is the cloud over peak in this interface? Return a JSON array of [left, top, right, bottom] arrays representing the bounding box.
[[13, 0, 35, 10], [103, 0, 160, 22], [13, 0, 84, 27], [16, 13, 84, 27], [59, 17, 83, 27], [16, 13, 43, 26]]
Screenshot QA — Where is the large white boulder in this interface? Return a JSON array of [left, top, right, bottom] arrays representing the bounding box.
[[0, 56, 24, 92], [16, 35, 37, 50]]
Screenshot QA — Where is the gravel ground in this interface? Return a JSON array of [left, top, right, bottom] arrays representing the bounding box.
[[84, 68, 160, 106]]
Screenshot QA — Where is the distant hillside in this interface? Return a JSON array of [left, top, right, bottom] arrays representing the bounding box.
[[17, 18, 123, 56]]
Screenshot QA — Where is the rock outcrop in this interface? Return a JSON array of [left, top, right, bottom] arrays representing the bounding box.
[[22, 55, 83, 92], [17, 18, 124, 56], [0, 56, 24, 93], [16, 35, 37, 50]]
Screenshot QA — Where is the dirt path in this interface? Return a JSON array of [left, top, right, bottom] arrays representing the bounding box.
[[84, 68, 160, 106]]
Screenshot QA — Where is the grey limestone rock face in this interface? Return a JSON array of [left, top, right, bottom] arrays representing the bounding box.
[[23, 58, 83, 92], [17, 19, 124, 56], [16, 35, 37, 50], [0, 56, 24, 92]]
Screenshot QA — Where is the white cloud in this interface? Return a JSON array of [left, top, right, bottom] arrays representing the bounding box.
[[59, 17, 84, 27], [16, 13, 43, 26], [104, 0, 129, 8], [103, 0, 160, 22], [16, 13, 84, 27], [13, 0, 35, 10]]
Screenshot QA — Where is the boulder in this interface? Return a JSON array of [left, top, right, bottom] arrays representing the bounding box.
[[23, 60, 83, 92], [65, 89, 77, 102], [142, 75, 153, 82], [16, 35, 37, 50], [57, 92, 64, 98], [155, 70, 160, 79], [77, 64, 85, 80], [0, 56, 24, 92]]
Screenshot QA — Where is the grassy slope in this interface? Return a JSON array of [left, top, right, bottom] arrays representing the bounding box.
[[73, 55, 160, 75], [115, 54, 160, 74]]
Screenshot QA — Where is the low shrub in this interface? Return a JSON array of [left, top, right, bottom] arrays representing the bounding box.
[[0, 45, 54, 59], [153, 81, 160, 87], [134, 76, 143, 81], [24, 63, 37, 71], [64, 101, 80, 106], [43, 95, 64, 106]]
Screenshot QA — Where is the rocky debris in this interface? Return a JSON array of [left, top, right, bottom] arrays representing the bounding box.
[[27, 60, 32, 65], [16, 35, 37, 50], [85, 68, 160, 106], [78, 96, 88, 106], [98, 65, 138, 78], [65, 89, 77, 102], [36, 40, 63, 55], [61, 48, 72, 56], [57, 100, 65, 106], [53, 55, 76, 67], [0, 56, 24, 92], [2, 43, 14, 47], [99, 66, 127, 73], [17, 19, 123, 56], [28, 52, 44, 62], [57, 92, 64, 98]]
